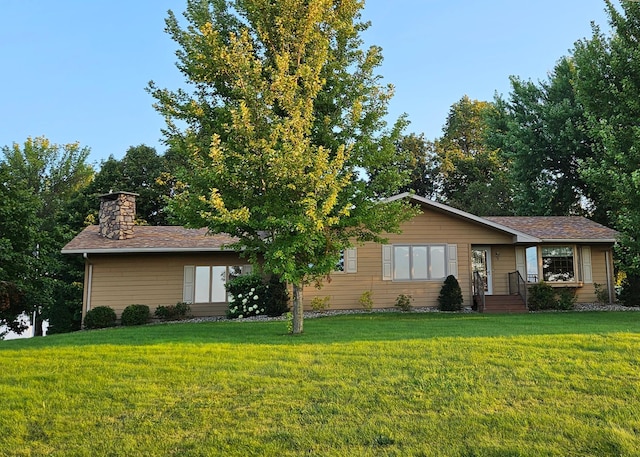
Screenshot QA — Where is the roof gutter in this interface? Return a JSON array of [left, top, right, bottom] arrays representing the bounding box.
[[61, 247, 231, 255]]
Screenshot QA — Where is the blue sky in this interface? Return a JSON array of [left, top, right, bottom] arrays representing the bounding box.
[[0, 1, 614, 165]]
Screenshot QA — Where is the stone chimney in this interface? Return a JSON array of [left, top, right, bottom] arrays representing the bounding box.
[[98, 191, 139, 240]]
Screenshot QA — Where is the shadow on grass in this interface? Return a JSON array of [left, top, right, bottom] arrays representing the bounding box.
[[2, 311, 639, 350]]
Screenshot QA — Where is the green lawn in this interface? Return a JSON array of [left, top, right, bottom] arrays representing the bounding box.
[[1, 312, 639, 456]]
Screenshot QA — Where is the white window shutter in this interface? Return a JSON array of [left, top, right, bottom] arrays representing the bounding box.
[[345, 248, 357, 273], [447, 244, 458, 278], [582, 246, 593, 283], [183, 265, 195, 303], [515, 247, 527, 280], [382, 245, 392, 281]]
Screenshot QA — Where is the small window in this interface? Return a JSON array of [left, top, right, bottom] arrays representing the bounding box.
[[526, 246, 539, 283], [542, 246, 575, 282]]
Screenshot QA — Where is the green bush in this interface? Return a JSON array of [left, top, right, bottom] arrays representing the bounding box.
[[438, 275, 463, 311], [619, 274, 640, 307], [395, 294, 413, 312], [154, 302, 191, 321], [83, 306, 117, 329], [263, 275, 290, 317], [226, 273, 290, 319], [528, 282, 577, 311], [311, 296, 331, 312], [528, 282, 557, 311], [359, 290, 373, 311], [593, 283, 610, 304], [556, 287, 577, 310], [121, 304, 150, 326]]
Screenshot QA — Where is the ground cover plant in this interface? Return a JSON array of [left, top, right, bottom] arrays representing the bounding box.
[[1, 312, 639, 456]]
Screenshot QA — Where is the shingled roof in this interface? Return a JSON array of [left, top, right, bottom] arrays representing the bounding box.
[[61, 225, 238, 254], [484, 216, 618, 243]]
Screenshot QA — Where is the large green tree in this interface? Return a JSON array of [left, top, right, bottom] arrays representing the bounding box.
[[77, 145, 173, 226], [1, 137, 93, 336], [434, 96, 513, 216], [0, 162, 40, 336], [488, 58, 598, 217], [149, 0, 415, 333], [573, 0, 640, 300]]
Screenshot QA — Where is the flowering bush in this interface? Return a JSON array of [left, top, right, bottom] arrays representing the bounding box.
[[226, 273, 289, 318]]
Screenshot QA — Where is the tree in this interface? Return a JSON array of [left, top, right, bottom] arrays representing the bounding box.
[[573, 0, 640, 279], [396, 133, 438, 199], [434, 96, 513, 215], [488, 58, 598, 217], [149, 0, 416, 333], [83, 145, 172, 226], [1, 137, 93, 336], [0, 162, 40, 335]]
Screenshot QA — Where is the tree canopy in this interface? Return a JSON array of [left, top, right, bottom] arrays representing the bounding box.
[[149, 0, 415, 333]]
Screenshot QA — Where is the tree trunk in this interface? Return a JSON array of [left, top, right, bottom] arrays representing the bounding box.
[[292, 283, 304, 334], [33, 308, 44, 337]]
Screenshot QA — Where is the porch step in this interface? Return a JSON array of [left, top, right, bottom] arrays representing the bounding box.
[[482, 295, 528, 314]]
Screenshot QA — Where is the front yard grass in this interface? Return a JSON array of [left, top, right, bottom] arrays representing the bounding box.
[[1, 312, 639, 456]]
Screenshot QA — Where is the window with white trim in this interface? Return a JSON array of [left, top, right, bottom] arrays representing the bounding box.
[[188, 265, 252, 303], [393, 244, 447, 281], [541, 246, 575, 282]]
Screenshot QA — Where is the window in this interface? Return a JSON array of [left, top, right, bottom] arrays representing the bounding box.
[[189, 265, 251, 303], [526, 246, 539, 282], [392, 245, 447, 281], [542, 246, 575, 282], [334, 248, 357, 273]]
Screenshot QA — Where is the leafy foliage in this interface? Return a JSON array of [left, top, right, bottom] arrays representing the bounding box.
[[359, 290, 373, 311], [226, 273, 289, 318], [394, 294, 413, 312], [121, 305, 151, 326], [310, 296, 331, 312], [488, 59, 596, 218], [83, 306, 117, 329], [573, 1, 640, 282], [618, 274, 640, 307], [528, 283, 576, 311], [149, 0, 417, 333], [433, 96, 513, 216], [154, 302, 191, 321], [438, 275, 463, 311], [0, 137, 93, 336]]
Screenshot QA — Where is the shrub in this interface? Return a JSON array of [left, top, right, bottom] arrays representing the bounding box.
[[557, 287, 577, 310], [154, 302, 191, 321], [438, 275, 463, 311], [263, 275, 290, 316], [395, 294, 413, 312], [121, 304, 150, 326], [311, 296, 331, 312], [84, 306, 116, 329], [528, 283, 577, 311], [528, 282, 557, 311], [359, 290, 373, 311], [226, 273, 289, 319], [618, 274, 640, 307], [593, 283, 610, 304]]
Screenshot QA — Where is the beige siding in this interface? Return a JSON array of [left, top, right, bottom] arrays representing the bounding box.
[[303, 206, 517, 310], [80, 206, 617, 320], [83, 252, 244, 319]]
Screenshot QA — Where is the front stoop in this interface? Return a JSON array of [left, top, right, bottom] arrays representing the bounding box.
[[482, 295, 528, 314]]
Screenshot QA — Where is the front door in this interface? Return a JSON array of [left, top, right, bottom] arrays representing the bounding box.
[[472, 246, 493, 295]]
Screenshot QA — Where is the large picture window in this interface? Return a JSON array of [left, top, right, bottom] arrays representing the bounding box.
[[393, 245, 447, 281], [542, 246, 575, 282]]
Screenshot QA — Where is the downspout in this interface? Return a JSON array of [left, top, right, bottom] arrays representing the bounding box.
[[605, 250, 614, 304], [84, 253, 93, 313]]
